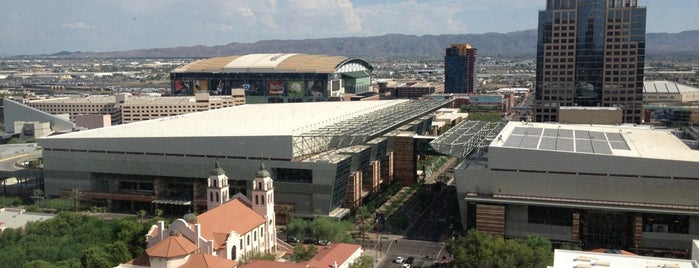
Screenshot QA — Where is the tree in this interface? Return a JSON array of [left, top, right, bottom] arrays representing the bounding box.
[[291, 244, 317, 262], [349, 255, 374, 268], [72, 189, 81, 212], [137, 209, 146, 224], [356, 206, 371, 248], [445, 230, 553, 268]]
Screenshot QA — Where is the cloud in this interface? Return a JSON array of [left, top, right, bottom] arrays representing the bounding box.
[[338, 0, 362, 32], [61, 22, 96, 30]]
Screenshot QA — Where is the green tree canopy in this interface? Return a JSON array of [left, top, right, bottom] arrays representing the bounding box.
[[445, 230, 553, 268]]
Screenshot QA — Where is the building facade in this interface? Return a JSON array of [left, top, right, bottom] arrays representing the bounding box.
[[38, 99, 447, 218], [534, 0, 646, 123], [21, 92, 245, 126], [455, 122, 699, 254], [445, 44, 477, 94]]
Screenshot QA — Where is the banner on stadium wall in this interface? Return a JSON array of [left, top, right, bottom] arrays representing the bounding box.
[[269, 80, 284, 95], [194, 80, 208, 93], [288, 80, 304, 97], [309, 80, 325, 97]]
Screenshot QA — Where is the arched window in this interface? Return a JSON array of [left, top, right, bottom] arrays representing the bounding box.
[[255, 195, 259, 205], [210, 192, 213, 201], [216, 192, 219, 202], [261, 196, 265, 205], [258, 182, 262, 190], [231, 246, 237, 261], [213, 180, 217, 187]]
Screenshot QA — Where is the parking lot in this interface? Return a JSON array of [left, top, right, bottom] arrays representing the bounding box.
[[370, 237, 447, 268]]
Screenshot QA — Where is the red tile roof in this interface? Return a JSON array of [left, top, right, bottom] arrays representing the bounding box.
[[197, 198, 266, 249], [180, 253, 238, 268], [242, 243, 362, 268], [241, 259, 302, 268], [145, 234, 198, 258], [307, 243, 362, 268], [124, 253, 150, 266]]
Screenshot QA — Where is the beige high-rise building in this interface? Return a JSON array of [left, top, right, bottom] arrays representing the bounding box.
[[535, 0, 646, 124]]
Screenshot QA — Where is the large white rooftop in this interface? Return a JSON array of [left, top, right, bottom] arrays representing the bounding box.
[[644, 80, 699, 94], [551, 249, 698, 268], [493, 121, 699, 162], [43, 100, 407, 139]]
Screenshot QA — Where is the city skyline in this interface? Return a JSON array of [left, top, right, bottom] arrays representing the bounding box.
[[1, 0, 698, 56]]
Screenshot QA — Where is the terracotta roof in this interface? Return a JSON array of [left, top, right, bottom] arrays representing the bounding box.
[[145, 234, 198, 258], [589, 248, 637, 256], [180, 253, 238, 268], [242, 243, 362, 268], [124, 253, 150, 266], [241, 260, 303, 268], [197, 198, 266, 249], [307, 243, 362, 268]]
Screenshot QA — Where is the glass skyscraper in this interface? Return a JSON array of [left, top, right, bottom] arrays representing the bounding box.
[[535, 0, 646, 123], [445, 44, 477, 94]]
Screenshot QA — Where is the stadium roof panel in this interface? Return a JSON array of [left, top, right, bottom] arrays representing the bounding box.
[[41, 100, 411, 139], [173, 54, 363, 74], [643, 80, 699, 94], [493, 122, 699, 162]]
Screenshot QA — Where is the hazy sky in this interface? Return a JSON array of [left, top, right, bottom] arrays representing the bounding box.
[[1, 0, 697, 56]]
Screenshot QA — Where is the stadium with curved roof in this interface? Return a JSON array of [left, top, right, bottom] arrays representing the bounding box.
[[170, 54, 373, 103]]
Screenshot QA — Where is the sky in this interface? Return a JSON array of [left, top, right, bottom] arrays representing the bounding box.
[[1, 0, 698, 56]]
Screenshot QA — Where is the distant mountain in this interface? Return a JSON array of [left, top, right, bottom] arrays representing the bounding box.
[[49, 30, 699, 58]]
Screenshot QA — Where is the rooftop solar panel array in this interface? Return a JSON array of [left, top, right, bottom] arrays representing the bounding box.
[[503, 126, 631, 155]]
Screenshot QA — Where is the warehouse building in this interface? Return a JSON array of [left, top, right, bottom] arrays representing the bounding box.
[[169, 53, 373, 103], [455, 121, 699, 254], [38, 99, 447, 218]]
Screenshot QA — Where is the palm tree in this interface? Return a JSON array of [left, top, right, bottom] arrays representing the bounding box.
[[356, 206, 371, 248]]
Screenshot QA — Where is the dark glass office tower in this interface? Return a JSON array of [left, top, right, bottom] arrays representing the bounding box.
[[535, 0, 646, 123], [445, 44, 477, 94]]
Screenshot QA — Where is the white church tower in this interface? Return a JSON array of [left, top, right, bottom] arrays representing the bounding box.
[[207, 161, 229, 210], [252, 163, 276, 252]]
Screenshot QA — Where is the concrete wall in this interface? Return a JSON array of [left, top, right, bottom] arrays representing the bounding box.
[[3, 98, 75, 133], [558, 108, 623, 124]]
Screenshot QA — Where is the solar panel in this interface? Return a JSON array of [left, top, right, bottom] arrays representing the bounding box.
[[610, 141, 630, 150], [574, 130, 590, 139], [606, 132, 625, 142], [512, 127, 529, 135], [589, 131, 607, 141], [543, 129, 559, 137], [558, 129, 574, 138], [520, 136, 540, 149], [504, 135, 524, 147], [557, 138, 575, 151], [575, 139, 594, 153], [591, 140, 612, 154], [525, 128, 544, 136], [540, 137, 557, 150]]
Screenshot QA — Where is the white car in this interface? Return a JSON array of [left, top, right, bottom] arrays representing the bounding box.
[[394, 256, 404, 263], [401, 264, 411, 268]]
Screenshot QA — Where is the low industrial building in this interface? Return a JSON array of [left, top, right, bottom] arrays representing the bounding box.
[[644, 81, 699, 105], [455, 121, 699, 254], [38, 99, 447, 218], [21, 92, 245, 125]]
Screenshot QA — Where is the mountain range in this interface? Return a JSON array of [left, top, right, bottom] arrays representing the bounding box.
[[50, 29, 699, 59]]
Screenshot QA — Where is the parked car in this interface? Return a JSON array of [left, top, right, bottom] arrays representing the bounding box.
[[394, 256, 404, 263], [315, 240, 330, 246], [401, 264, 411, 268], [286, 237, 299, 244], [405, 257, 414, 264], [302, 239, 317, 245]]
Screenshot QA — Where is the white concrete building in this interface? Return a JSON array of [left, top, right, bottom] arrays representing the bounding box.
[[455, 121, 699, 254]]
